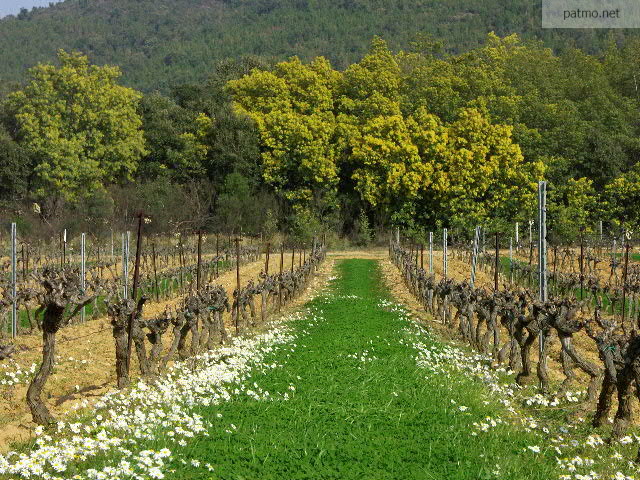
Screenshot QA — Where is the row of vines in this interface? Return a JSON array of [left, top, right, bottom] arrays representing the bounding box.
[[0, 224, 326, 427], [392, 237, 640, 463]]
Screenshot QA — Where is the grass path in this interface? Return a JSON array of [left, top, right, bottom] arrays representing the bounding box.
[[168, 259, 557, 479]]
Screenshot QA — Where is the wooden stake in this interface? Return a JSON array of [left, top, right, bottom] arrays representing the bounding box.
[[152, 242, 160, 302], [622, 241, 630, 331], [279, 243, 284, 311], [126, 213, 144, 377], [494, 233, 499, 291], [265, 242, 270, 274], [196, 231, 203, 292], [215, 234, 220, 278], [235, 237, 241, 335], [579, 229, 585, 299]]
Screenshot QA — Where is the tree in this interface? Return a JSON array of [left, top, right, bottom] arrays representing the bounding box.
[[604, 166, 640, 231], [548, 177, 598, 242], [428, 108, 543, 231], [139, 92, 211, 181], [8, 50, 147, 205], [0, 126, 30, 205], [228, 56, 340, 213]]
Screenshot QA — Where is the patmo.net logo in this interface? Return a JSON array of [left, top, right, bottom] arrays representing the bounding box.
[[543, 0, 640, 28]]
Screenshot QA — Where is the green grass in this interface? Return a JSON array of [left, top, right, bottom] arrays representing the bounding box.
[[146, 259, 558, 479]]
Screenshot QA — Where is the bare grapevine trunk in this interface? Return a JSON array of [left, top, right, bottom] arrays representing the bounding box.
[[113, 324, 130, 389], [26, 305, 63, 425]]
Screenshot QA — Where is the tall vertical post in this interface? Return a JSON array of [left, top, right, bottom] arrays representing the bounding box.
[[196, 231, 203, 292], [612, 238, 618, 285], [265, 242, 270, 274], [579, 229, 585, 299], [11, 223, 17, 338], [152, 242, 160, 302], [429, 232, 433, 274], [126, 231, 130, 293], [279, 243, 284, 311], [470, 226, 480, 288], [509, 237, 513, 284], [622, 240, 630, 330], [62, 229, 67, 266], [599, 220, 603, 243], [121, 233, 128, 298], [537, 181, 548, 383], [538, 181, 548, 302], [494, 233, 500, 291], [126, 214, 144, 377], [80, 233, 86, 323], [215, 234, 220, 278], [235, 237, 241, 335], [443, 228, 448, 279], [515, 222, 519, 251]]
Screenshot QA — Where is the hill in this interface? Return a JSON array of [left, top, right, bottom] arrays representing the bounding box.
[[0, 0, 634, 91]]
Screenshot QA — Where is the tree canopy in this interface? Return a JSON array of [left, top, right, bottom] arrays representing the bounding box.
[[2, 33, 640, 240], [8, 50, 146, 204]]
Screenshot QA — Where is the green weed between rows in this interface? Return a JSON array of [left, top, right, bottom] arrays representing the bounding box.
[[140, 259, 558, 479]]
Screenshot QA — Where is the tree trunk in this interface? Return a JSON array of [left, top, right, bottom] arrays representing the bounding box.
[[593, 373, 615, 427], [26, 313, 60, 425], [113, 325, 130, 389]]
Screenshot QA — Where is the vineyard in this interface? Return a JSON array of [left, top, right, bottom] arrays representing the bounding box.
[[0, 223, 326, 450], [5, 5, 640, 478], [1, 214, 640, 479]]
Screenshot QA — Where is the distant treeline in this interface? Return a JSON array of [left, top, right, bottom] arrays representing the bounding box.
[[1, 33, 640, 244]]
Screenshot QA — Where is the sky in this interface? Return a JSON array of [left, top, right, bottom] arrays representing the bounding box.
[[0, 0, 64, 18]]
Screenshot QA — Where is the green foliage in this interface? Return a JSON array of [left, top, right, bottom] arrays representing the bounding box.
[[228, 40, 544, 234], [288, 206, 322, 245], [262, 209, 279, 241], [4, 26, 640, 237], [138, 93, 210, 181], [8, 50, 147, 204], [228, 57, 340, 210], [604, 167, 640, 232], [214, 172, 277, 235], [548, 178, 599, 242], [354, 210, 373, 246], [0, 126, 30, 205], [0, 0, 634, 93]]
